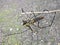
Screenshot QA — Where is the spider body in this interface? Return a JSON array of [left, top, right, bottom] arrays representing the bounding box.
[[21, 8, 55, 32], [23, 16, 44, 26]]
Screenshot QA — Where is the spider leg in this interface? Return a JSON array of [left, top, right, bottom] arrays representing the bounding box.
[[31, 11, 40, 27], [21, 8, 25, 13], [21, 8, 30, 20], [26, 25, 33, 32], [31, 11, 36, 18], [38, 12, 56, 29], [21, 8, 33, 32], [30, 11, 38, 26], [37, 21, 40, 27], [49, 13, 55, 26], [43, 9, 49, 11]]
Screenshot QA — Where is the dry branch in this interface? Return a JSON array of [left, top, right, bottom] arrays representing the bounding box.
[[21, 10, 60, 14]]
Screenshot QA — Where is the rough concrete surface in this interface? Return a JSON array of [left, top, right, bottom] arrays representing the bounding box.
[[0, 0, 60, 45]]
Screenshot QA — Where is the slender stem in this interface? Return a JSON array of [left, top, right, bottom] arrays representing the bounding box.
[[21, 9, 60, 14]]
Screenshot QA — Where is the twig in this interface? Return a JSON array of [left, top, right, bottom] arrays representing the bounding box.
[[21, 10, 60, 14]]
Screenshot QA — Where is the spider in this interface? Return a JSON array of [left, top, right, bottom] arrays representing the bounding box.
[[21, 8, 56, 33]]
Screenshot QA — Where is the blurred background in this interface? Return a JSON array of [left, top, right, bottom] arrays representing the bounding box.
[[0, 0, 60, 45]]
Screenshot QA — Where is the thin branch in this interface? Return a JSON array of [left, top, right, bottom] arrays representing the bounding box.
[[21, 9, 60, 14]]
